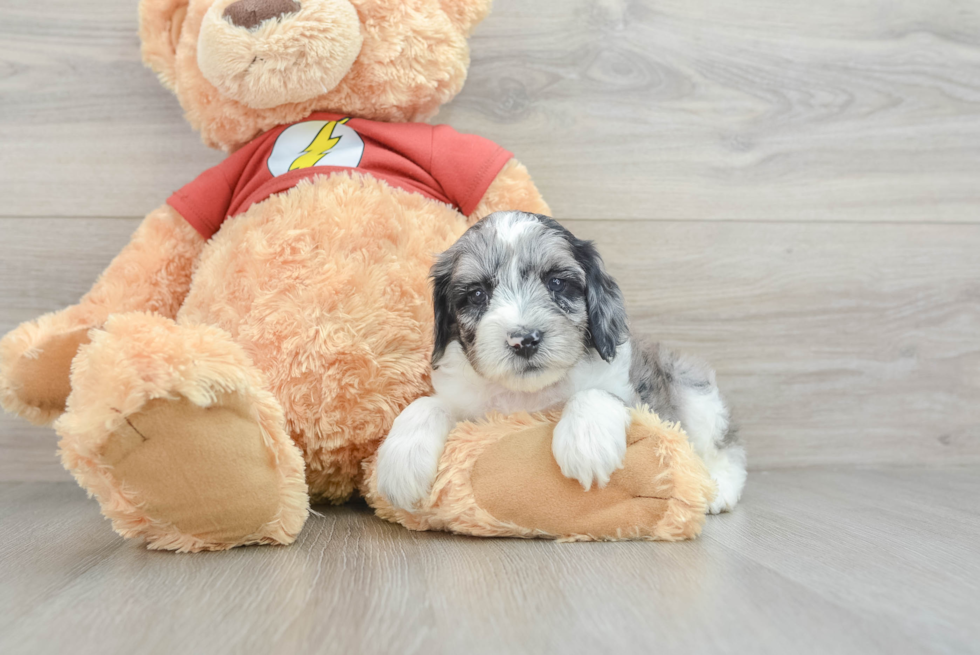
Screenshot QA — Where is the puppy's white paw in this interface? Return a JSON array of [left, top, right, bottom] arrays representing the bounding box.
[[552, 390, 630, 490], [703, 445, 747, 514], [376, 442, 438, 512], [707, 494, 735, 515], [375, 398, 455, 512]]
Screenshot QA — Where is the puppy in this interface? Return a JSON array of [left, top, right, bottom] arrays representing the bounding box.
[[376, 211, 746, 515]]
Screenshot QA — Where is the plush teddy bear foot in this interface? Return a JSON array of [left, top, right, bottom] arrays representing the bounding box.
[[0, 314, 94, 425], [363, 408, 716, 541], [95, 392, 303, 550], [55, 312, 309, 552]]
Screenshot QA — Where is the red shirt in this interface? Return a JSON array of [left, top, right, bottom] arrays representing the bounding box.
[[167, 113, 513, 239]]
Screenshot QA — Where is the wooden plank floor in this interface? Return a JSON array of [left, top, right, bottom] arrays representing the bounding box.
[[1, 469, 977, 655]]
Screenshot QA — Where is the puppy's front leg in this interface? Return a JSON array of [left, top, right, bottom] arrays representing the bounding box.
[[553, 389, 631, 490], [376, 396, 456, 512]]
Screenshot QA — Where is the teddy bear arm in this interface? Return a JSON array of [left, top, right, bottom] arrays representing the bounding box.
[[0, 204, 204, 424], [73, 204, 205, 320], [468, 158, 551, 225], [363, 409, 714, 541]]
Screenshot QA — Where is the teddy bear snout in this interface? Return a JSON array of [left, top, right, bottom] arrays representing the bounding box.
[[223, 0, 301, 30], [198, 0, 363, 110]]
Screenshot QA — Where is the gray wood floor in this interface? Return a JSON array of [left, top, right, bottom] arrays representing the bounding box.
[[1, 0, 978, 652], [1, 469, 977, 655]]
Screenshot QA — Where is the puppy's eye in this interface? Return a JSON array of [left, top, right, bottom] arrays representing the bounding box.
[[547, 277, 566, 292], [468, 288, 488, 304]]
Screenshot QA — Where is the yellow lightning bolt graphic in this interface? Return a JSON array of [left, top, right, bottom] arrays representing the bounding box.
[[289, 118, 350, 171]]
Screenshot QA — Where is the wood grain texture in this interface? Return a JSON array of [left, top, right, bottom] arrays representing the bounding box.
[[1, 0, 979, 220], [1, 217, 977, 481], [1, 470, 977, 654]]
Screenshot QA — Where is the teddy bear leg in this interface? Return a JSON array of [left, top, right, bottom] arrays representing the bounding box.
[[0, 205, 204, 426], [55, 312, 309, 552], [363, 409, 715, 541], [1, 326, 92, 424]]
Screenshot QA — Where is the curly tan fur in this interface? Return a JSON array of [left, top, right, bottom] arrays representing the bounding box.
[[178, 172, 469, 501]]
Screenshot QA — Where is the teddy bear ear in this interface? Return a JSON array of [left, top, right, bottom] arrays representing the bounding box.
[[138, 0, 190, 90], [439, 0, 493, 36]]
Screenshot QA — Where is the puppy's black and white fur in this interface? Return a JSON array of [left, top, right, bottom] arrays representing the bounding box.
[[377, 211, 746, 514]]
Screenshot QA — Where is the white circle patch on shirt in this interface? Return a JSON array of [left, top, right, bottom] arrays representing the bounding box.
[[267, 118, 365, 177]]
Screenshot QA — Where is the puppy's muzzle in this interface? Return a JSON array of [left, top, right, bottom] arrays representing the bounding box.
[[507, 330, 542, 359]]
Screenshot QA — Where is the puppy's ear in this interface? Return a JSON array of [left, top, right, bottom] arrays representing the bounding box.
[[430, 250, 458, 366], [572, 238, 629, 361]]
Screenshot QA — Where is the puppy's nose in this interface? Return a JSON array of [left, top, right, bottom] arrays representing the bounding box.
[[224, 0, 300, 29], [507, 330, 542, 359]]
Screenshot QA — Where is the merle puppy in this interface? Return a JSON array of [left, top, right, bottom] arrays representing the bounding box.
[[377, 211, 745, 514]]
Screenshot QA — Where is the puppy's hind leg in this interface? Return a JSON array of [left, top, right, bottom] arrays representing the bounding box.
[[668, 354, 746, 514], [702, 443, 746, 514]]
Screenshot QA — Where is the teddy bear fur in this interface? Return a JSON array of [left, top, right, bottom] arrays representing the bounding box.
[[0, 0, 714, 551]]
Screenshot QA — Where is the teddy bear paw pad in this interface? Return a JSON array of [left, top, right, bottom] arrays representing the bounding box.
[[96, 393, 291, 550]]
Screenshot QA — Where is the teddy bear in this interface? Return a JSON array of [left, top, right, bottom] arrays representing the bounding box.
[[0, 0, 714, 551]]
